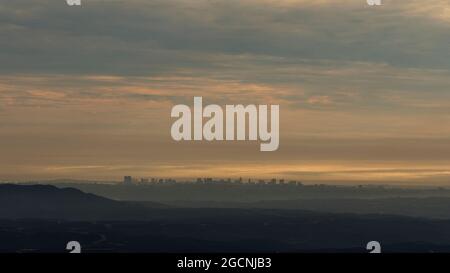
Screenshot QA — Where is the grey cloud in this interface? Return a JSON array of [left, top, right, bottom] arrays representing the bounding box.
[[1, 0, 450, 76], [1, 0, 449, 115]]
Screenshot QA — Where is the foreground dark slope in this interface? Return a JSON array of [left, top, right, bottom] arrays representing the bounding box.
[[2, 184, 450, 252], [3, 210, 450, 252]]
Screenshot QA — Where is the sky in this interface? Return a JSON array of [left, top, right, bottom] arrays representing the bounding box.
[[0, 0, 449, 184]]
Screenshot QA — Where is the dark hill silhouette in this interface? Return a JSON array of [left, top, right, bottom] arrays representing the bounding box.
[[4, 184, 450, 252], [0, 184, 167, 220]]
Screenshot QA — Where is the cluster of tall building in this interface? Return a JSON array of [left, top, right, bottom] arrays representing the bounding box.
[[123, 176, 177, 185], [123, 176, 302, 186], [194, 177, 301, 185]]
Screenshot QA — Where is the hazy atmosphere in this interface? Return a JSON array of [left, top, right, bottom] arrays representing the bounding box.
[[0, 0, 449, 184]]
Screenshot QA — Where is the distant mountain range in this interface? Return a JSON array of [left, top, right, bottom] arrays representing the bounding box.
[[166, 197, 450, 219], [42, 181, 450, 203]]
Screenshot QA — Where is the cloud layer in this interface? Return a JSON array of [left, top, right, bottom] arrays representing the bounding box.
[[0, 0, 449, 183]]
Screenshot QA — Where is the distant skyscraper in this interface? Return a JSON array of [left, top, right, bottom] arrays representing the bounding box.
[[205, 178, 213, 184], [140, 178, 149, 184], [123, 176, 133, 185]]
